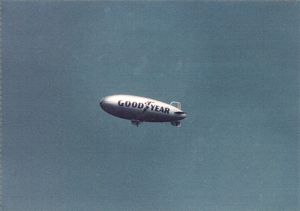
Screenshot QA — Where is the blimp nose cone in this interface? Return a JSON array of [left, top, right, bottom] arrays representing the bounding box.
[[99, 97, 107, 110]]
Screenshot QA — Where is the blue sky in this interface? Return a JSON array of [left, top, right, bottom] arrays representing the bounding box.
[[3, 2, 299, 211]]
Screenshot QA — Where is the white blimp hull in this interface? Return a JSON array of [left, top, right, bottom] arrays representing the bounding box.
[[100, 95, 187, 127]]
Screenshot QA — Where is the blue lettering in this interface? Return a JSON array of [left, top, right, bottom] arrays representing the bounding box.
[[155, 106, 160, 112], [138, 103, 144, 109], [118, 100, 124, 106], [159, 106, 164, 113], [132, 102, 137, 108], [125, 101, 131, 107]]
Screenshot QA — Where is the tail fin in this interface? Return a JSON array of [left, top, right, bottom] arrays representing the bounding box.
[[171, 121, 181, 127], [170, 101, 181, 109], [170, 101, 183, 127]]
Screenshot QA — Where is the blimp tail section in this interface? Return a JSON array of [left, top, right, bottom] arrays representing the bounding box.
[[171, 121, 181, 127], [170, 101, 183, 127], [170, 101, 181, 109]]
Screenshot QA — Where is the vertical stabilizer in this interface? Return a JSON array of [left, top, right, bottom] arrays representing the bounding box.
[[170, 101, 181, 110]]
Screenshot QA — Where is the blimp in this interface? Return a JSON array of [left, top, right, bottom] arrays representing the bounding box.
[[99, 95, 187, 127]]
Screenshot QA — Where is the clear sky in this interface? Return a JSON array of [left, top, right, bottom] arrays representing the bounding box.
[[3, 2, 299, 211]]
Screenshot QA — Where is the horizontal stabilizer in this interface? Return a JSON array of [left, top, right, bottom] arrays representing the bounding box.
[[174, 111, 186, 115]]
